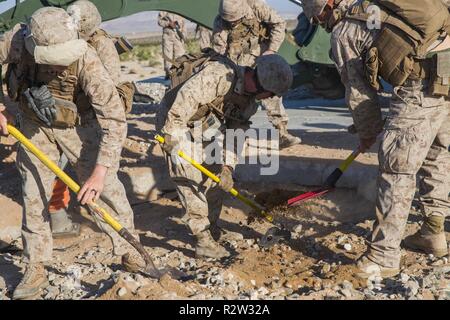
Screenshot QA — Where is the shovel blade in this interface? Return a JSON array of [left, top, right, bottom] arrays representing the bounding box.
[[259, 226, 291, 248], [287, 188, 332, 206]]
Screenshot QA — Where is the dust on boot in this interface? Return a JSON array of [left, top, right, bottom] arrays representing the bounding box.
[[403, 216, 448, 258], [121, 252, 146, 273], [355, 255, 400, 279], [49, 179, 80, 238], [277, 122, 301, 149], [195, 230, 230, 259], [13, 263, 49, 300]]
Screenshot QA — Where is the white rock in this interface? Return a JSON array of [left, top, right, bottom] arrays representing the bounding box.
[[250, 280, 256, 286], [343, 243, 352, 251], [400, 273, 410, 283], [117, 287, 127, 297], [258, 287, 269, 295], [292, 224, 303, 234], [340, 289, 352, 298]]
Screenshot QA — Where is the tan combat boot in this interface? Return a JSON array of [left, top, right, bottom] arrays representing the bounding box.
[[278, 123, 301, 149], [13, 263, 49, 300], [195, 231, 230, 260], [403, 216, 448, 258], [356, 256, 400, 279], [50, 209, 81, 239], [122, 252, 146, 273]]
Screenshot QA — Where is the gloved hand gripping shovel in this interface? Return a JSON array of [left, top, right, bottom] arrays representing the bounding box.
[[7, 125, 163, 279], [154, 134, 291, 247]]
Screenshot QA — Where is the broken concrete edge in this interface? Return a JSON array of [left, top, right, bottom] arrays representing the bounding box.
[[234, 156, 378, 203], [119, 153, 379, 206]]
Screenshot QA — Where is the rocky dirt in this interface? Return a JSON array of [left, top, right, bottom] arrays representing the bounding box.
[[1, 160, 449, 301], [0, 61, 449, 301]]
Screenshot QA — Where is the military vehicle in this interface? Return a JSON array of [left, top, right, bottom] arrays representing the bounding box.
[[0, 0, 343, 98]]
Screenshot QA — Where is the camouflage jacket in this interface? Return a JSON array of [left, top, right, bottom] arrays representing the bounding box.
[[0, 24, 127, 168], [158, 12, 186, 40], [212, 0, 286, 66], [162, 60, 257, 133], [88, 29, 121, 85], [331, 16, 384, 139], [162, 60, 258, 167]]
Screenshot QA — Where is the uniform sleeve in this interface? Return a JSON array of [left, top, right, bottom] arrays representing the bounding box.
[[212, 16, 228, 55], [175, 15, 186, 34], [0, 24, 25, 65], [158, 12, 171, 28], [162, 61, 234, 134], [331, 23, 383, 139], [95, 36, 121, 85], [78, 47, 127, 168], [252, 0, 286, 52]]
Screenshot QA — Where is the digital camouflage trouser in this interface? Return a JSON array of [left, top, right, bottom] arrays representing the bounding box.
[[261, 96, 289, 129], [163, 133, 224, 236], [169, 162, 224, 237], [17, 117, 138, 263], [367, 81, 450, 268]]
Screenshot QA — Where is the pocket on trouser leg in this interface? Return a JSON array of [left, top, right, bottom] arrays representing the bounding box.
[[379, 128, 429, 175]]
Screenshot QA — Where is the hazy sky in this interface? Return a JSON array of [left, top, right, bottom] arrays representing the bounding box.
[[0, 0, 301, 15]]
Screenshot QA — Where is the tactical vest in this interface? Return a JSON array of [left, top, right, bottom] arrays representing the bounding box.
[[223, 17, 270, 66], [341, 0, 450, 95], [160, 49, 254, 133], [6, 49, 82, 127]]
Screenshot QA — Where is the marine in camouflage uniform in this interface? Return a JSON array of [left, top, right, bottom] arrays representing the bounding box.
[[195, 25, 213, 50], [158, 11, 187, 78], [303, 0, 450, 277], [159, 54, 293, 259], [212, 0, 301, 149], [42, 0, 127, 239], [0, 8, 142, 299]]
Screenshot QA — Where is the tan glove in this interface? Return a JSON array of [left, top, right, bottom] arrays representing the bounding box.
[[218, 165, 234, 192], [161, 134, 179, 154]]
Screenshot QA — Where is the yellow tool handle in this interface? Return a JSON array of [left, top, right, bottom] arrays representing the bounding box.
[[7, 124, 123, 232], [338, 149, 360, 173], [155, 134, 273, 222]]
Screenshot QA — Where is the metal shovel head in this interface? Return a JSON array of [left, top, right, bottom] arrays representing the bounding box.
[[259, 226, 292, 248], [287, 187, 332, 206]]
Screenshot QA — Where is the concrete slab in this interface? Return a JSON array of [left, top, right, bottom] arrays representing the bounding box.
[[123, 94, 381, 203]]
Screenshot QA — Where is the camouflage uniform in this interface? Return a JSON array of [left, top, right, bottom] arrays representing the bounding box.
[[212, 0, 293, 138], [158, 12, 187, 76], [46, 1, 124, 238], [330, 2, 450, 268], [195, 25, 212, 50], [0, 24, 137, 263], [87, 30, 121, 85], [160, 61, 258, 237]]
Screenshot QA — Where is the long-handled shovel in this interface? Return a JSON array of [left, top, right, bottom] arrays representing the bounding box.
[[287, 148, 361, 206], [154, 134, 291, 247], [7, 124, 162, 279]]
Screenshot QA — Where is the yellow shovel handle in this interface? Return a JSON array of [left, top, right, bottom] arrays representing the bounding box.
[[338, 149, 360, 172], [155, 134, 273, 222], [7, 124, 123, 232]]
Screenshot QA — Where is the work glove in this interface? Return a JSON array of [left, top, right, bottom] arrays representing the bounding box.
[[218, 165, 234, 192], [23, 85, 56, 127], [161, 134, 179, 154]]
